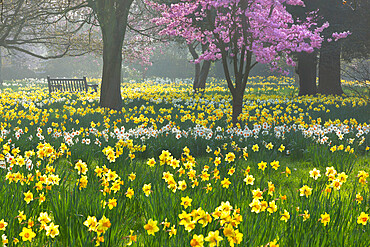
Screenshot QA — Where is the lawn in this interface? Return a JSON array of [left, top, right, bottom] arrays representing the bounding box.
[[0, 77, 369, 246]]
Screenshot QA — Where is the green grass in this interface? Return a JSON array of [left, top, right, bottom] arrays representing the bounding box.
[[0, 77, 369, 246]]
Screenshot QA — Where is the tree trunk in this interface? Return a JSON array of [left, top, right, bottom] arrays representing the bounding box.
[[297, 51, 317, 96], [318, 41, 343, 95], [232, 89, 243, 124], [99, 31, 124, 110], [193, 63, 201, 91], [188, 43, 211, 93], [197, 60, 211, 90], [187, 43, 200, 92], [88, 0, 133, 111], [196, 43, 211, 92]]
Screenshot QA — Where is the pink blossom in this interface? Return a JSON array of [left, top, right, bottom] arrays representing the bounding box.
[[149, 0, 327, 72], [332, 31, 352, 42]]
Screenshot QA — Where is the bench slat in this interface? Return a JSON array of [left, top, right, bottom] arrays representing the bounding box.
[[69, 80, 73, 92]]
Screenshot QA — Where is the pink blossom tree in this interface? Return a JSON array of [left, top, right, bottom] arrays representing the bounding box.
[[151, 0, 328, 123]]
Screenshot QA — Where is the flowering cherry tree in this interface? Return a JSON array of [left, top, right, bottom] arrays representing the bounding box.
[[151, 0, 328, 123]]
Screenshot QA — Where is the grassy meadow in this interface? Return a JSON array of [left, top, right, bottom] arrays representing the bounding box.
[[0, 76, 369, 247]]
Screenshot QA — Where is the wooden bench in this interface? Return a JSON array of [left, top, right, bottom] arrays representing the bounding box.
[[47, 76, 98, 94]]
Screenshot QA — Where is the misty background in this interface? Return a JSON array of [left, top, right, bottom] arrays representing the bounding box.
[[0, 43, 295, 82]]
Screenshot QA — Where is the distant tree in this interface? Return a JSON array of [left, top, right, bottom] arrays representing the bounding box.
[[296, 51, 318, 95], [186, 41, 211, 92], [291, 0, 363, 96], [317, 0, 349, 95], [342, 59, 369, 102], [317, 0, 369, 95], [340, 0, 370, 101], [288, 1, 321, 96], [341, 0, 370, 62], [0, 0, 93, 84], [149, 0, 212, 92], [0, 1, 92, 58]]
